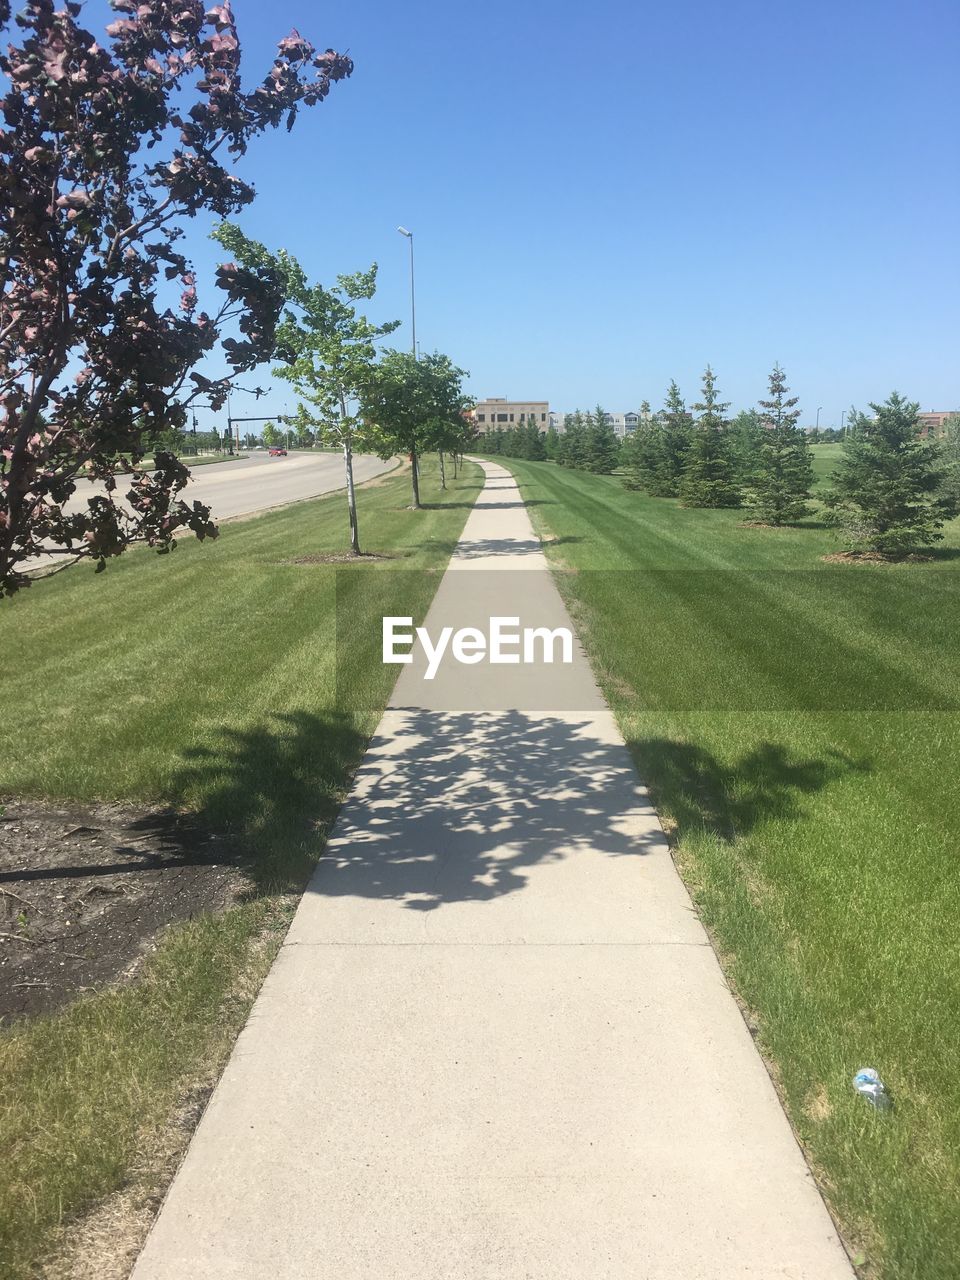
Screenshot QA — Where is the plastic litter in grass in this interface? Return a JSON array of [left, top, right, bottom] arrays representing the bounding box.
[[853, 1067, 892, 1110]]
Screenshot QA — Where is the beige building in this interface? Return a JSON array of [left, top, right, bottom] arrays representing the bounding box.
[[917, 411, 957, 437], [470, 398, 550, 433]]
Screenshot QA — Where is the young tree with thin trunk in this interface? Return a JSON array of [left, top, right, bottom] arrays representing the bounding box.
[[823, 392, 947, 554], [360, 351, 470, 509], [747, 364, 813, 524], [214, 226, 398, 555], [0, 0, 352, 595], [680, 366, 741, 508]]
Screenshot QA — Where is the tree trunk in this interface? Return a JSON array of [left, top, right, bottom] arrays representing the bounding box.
[[410, 447, 421, 508], [438, 450, 446, 489], [343, 439, 361, 554]]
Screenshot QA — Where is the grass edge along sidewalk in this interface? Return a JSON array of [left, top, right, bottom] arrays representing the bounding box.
[[0, 461, 484, 1280], [498, 456, 960, 1280]]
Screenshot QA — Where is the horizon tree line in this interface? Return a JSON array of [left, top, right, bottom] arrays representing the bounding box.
[[478, 363, 960, 555]]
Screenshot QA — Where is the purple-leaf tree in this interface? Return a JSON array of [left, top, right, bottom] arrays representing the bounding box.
[[0, 0, 352, 595]]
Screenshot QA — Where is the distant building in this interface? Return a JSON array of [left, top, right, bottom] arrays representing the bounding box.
[[601, 411, 645, 438], [469, 398, 550, 433], [547, 410, 649, 438], [917, 411, 957, 437], [548, 411, 565, 433]]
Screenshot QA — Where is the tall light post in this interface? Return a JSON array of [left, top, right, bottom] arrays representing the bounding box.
[[840, 409, 847, 437], [397, 226, 416, 357], [815, 406, 823, 431]]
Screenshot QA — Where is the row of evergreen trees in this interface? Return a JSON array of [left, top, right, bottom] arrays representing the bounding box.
[[477, 366, 959, 552], [625, 365, 960, 549], [479, 408, 622, 474], [624, 364, 813, 523]]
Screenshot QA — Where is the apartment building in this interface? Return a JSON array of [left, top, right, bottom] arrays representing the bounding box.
[[602, 411, 645, 438], [470, 398, 550, 433]]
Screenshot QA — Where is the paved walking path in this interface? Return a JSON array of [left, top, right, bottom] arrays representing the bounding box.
[[133, 461, 853, 1278]]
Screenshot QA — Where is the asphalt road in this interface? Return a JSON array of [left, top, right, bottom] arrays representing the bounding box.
[[68, 450, 397, 523]]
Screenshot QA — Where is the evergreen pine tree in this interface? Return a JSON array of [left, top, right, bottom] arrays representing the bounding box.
[[521, 420, 546, 460], [728, 409, 765, 489], [747, 364, 813, 524], [823, 392, 946, 554], [586, 405, 620, 473], [544, 425, 562, 461], [562, 411, 589, 469], [654, 380, 693, 496], [624, 385, 689, 494], [623, 421, 658, 490], [937, 414, 960, 519], [680, 366, 741, 507]]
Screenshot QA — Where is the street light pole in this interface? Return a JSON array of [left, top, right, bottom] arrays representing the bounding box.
[[840, 410, 847, 437], [816, 406, 823, 431], [397, 226, 416, 357]]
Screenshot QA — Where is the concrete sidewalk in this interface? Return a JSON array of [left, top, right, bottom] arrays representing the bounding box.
[[133, 460, 853, 1278]]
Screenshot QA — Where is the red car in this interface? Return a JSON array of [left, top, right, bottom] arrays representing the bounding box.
[[268, 446, 287, 457]]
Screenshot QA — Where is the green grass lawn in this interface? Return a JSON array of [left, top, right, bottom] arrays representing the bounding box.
[[811, 441, 843, 489], [503, 458, 960, 1280], [0, 460, 483, 1279]]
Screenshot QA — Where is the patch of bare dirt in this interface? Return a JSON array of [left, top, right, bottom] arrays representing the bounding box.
[[285, 551, 394, 565], [0, 800, 247, 1023], [820, 550, 933, 564]]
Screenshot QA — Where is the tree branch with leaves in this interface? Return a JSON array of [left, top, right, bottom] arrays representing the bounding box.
[[0, 0, 353, 595]]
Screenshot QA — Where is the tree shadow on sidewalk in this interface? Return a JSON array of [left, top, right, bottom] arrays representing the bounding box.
[[299, 710, 866, 912], [143, 712, 870, 911]]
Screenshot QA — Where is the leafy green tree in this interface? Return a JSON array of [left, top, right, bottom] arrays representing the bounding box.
[[361, 350, 471, 508], [823, 392, 947, 554], [142, 426, 186, 459], [544, 426, 562, 461], [214, 225, 399, 554], [0, 1, 353, 595], [261, 422, 281, 447], [431, 410, 476, 487], [680, 366, 741, 508], [586, 406, 620, 474], [746, 365, 813, 524]]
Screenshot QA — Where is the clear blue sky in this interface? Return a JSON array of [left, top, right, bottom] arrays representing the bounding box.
[[89, 0, 960, 427]]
